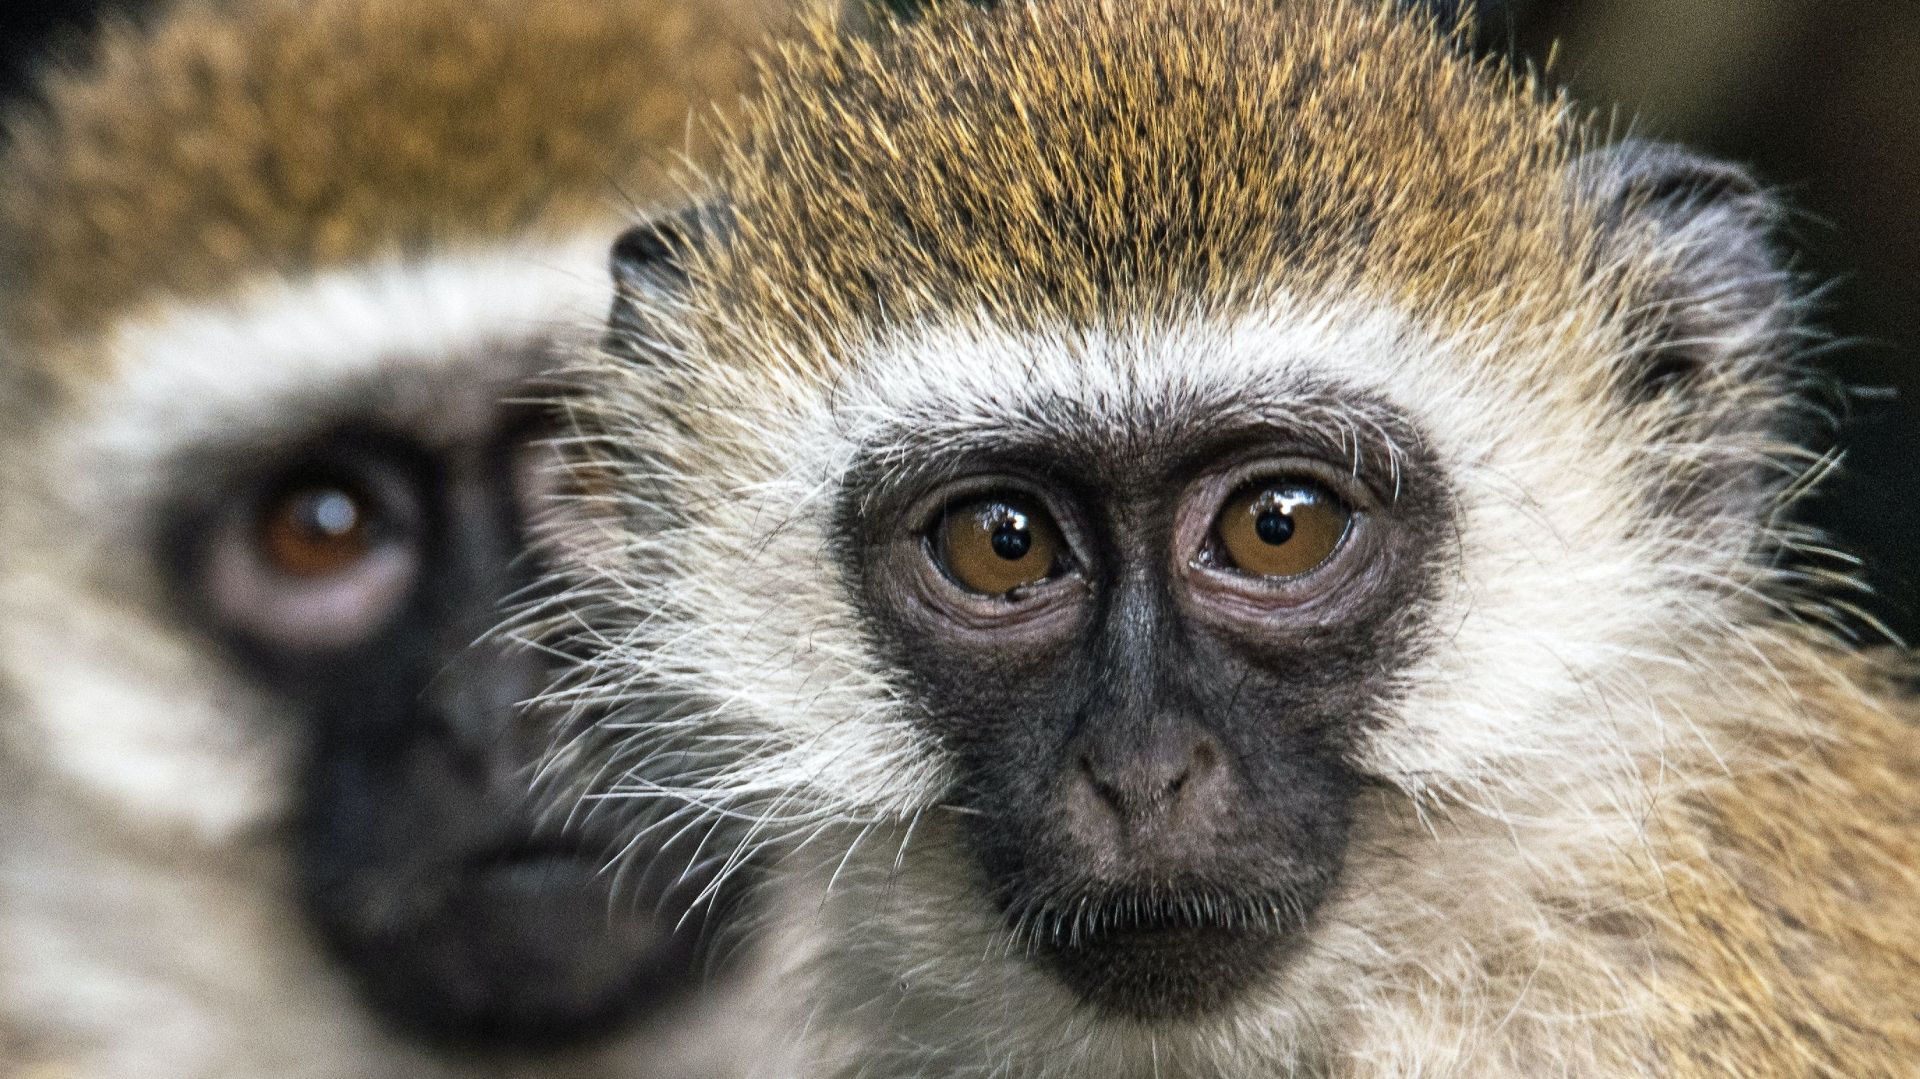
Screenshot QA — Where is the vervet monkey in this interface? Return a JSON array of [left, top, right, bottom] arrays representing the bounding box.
[[544, 0, 1920, 1074], [0, 0, 786, 1074]]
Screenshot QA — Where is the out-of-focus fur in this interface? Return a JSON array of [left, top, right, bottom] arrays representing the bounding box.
[[542, 0, 1920, 1075], [0, 0, 795, 1074]]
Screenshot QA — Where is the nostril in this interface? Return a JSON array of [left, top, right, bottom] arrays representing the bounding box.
[[1078, 732, 1223, 824], [1079, 754, 1123, 814], [1187, 738, 1221, 786]]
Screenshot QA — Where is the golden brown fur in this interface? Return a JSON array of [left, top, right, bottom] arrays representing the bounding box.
[[1, 0, 771, 371], [547, 0, 1920, 1074], [1646, 663, 1920, 1077], [681, 0, 1582, 362]]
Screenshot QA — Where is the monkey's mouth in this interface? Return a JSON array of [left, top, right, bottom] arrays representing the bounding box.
[[311, 831, 754, 1049], [446, 841, 697, 1032], [1010, 888, 1300, 1021]]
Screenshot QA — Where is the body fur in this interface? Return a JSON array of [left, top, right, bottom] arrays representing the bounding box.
[[547, 0, 1920, 1075]]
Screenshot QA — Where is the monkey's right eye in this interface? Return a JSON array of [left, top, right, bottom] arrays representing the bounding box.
[[933, 496, 1064, 597], [259, 484, 374, 578], [198, 463, 422, 651]]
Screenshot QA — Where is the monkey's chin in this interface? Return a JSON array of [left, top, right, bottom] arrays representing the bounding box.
[[345, 844, 706, 1044], [1019, 896, 1295, 1022], [326, 841, 745, 1049]]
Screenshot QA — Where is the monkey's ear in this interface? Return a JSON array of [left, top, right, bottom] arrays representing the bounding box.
[[611, 202, 719, 296], [1395, 0, 1472, 33], [841, 0, 995, 36], [1575, 140, 1796, 404], [607, 202, 723, 350]]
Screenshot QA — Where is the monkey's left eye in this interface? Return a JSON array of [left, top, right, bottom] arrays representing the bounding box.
[[1204, 480, 1352, 579], [932, 496, 1065, 598]]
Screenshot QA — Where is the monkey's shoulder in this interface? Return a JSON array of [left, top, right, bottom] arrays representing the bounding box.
[[1649, 656, 1920, 1077]]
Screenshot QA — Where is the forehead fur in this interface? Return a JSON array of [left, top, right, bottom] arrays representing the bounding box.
[[0, 0, 770, 360], [690, 0, 1590, 356]]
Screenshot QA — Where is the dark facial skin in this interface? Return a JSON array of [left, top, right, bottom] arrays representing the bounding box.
[[158, 380, 749, 1048], [844, 400, 1447, 1021]]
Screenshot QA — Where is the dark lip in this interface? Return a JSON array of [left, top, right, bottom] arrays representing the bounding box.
[[464, 838, 606, 875], [333, 831, 742, 1049], [1006, 885, 1301, 1021], [1011, 887, 1298, 946]]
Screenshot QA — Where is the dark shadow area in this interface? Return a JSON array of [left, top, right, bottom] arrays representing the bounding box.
[[0, 0, 145, 104], [1492, 1, 1919, 642]]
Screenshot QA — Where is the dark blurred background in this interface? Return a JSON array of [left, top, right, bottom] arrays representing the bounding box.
[[1491, 1, 1920, 645], [3, 0, 1914, 638]]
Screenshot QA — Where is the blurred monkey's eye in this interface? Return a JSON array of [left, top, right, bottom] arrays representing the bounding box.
[[1208, 481, 1351, 579], [259, 485, 374, 578], [199, 461, 423, 650], [933, 496, 1064, 597]]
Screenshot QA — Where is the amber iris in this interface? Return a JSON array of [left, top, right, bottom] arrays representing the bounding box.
[[1214, 481, 1350, 578], [259, 485, 373, 578], [936, 497, 1062, 596]]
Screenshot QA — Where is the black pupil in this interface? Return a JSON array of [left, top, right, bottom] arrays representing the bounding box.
[[293, 488, 361, 539], [990, 517, 1032, 561], [1254, 506, 1294, 546]]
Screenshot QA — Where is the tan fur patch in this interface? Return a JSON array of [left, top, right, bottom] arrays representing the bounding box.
[[1648, 661, 1920, 1078], [0, 0, 777, 361], [683, 0, 1592, 361]]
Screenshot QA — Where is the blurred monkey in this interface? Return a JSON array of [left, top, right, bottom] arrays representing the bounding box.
[[0, 0, 789, 1075]]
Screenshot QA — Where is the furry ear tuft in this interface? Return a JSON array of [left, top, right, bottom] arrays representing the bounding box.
[[840, 0, 996, 37], [1577, 140, 1797, 405], [611, 203, 714, 295], [607, 202, 722, 356], [1397, 0, 1476, 33]]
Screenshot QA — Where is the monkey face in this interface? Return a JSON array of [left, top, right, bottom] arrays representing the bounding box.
[[568, 0, 1814, 1065], [160, 404, 726, 1044], [839, 406, 1450, 1019], [584, 156, 1800, 1052], [0, 250, 750, 1049]]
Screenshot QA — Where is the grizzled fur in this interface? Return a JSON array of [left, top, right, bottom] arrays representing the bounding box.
[[0, 0, 765, 368]]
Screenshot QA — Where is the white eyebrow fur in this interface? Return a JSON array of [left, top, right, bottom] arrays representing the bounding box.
[[81, 233, 616, 469]]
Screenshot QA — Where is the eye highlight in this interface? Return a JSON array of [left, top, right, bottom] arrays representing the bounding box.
[[934, 496, 1063, 597], [1208, 480, 1351, 579], [259, 483, 376, 578]]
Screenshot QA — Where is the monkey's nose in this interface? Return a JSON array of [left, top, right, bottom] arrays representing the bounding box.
[[423, 634, 546, 754], [1066, 725, 1233, 866]]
